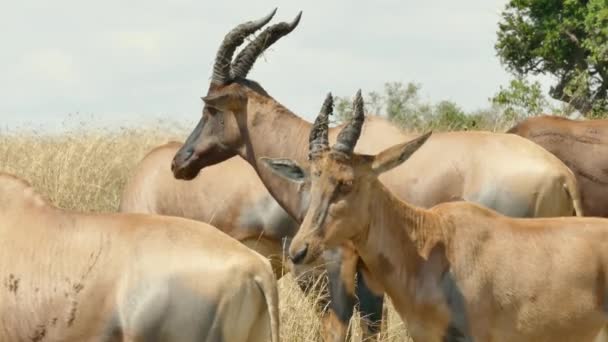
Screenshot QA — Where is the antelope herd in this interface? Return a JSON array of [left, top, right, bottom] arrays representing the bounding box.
[[3, 7, 608, 342]]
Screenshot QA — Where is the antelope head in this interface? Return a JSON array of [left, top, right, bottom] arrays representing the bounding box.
[[172, 8, 302, 180], [262, 91, 432, 264]]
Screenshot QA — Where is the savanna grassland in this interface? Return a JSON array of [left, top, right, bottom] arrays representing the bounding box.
[[0, 119, 506, 341]]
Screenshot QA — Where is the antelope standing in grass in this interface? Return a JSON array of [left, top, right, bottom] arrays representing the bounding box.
[[120, 142, 324, 309], [0, 172, 278, 342], [169, 9, 583, 341], [170, 9, 388, 340], [120, 142, 298, 278], [263, 92, 608, 342], [508, 115, 608, 217]]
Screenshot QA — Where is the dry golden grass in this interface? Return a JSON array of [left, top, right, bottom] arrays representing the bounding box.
[[0, 117, 509, 341], [0, 122, 419, 341], [0, 125, 416, 342], [0, 125, 178, 212]]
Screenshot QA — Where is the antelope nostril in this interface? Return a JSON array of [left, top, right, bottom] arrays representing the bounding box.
[[184, 148, 194, 161], [171, 148, 195, 173], [290, 244, 309, 264]]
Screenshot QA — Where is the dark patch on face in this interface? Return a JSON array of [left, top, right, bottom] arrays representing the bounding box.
[[377, 253, 395, 274], [355, 266, 384, 335], [50, 318, 58, 327], [31, 324, 46, 342], [172, 116, 207, 179], [6, 274, 19, 294], [312, 204, 330, 235]]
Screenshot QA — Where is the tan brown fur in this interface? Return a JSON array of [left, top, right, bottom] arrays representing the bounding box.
[[120, 141, 299, 277], [173, 83, 583, 342], [176, 85, 582, 219], [508, 115, 608, 217], [170, 10, 581, 340], [282, 135, 608, 341], [0, 173, 279, 342]]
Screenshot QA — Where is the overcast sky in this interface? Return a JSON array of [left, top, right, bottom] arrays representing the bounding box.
[[1, 0, 531, 132]]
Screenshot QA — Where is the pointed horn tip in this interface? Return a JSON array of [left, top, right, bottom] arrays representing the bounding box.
[[355, 89, 363, 103], [255, 8, 278, 26], [353, 90, 364, 115], [294, 11, 303, 22], [324, 92, 333, 106], [319, 93, 333, 116], [288, 11, 303, 28]]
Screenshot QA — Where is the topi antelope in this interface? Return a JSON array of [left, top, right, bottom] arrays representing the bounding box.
[[263, 92, 608, 342], [0, 172, 279, 342], [170, 8, 583, 341], [170, 8, 387, 340], [120, 142, 325, 305], [507, 115, 608, 217], [120, 142, 299, 278]]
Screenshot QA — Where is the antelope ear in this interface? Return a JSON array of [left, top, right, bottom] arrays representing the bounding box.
[[260, 157, 308, 184], [371, 131, 432, 175]]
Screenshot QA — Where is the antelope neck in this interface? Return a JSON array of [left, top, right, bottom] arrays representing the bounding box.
[[241, 99, 312, 222], [353, 180, 448, 320]]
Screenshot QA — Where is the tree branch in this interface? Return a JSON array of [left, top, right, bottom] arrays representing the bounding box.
[[549, 72, 594, 115], [562, 29, 581, 46]]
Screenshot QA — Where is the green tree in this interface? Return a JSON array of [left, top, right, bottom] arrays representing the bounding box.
[[333, 91, 385, 123], [334, 82, 479, 130], [491, 78, 550, 121], [495, 0, 608, 117], [384, 82, 425, 125], [333, 82, 423, 125], [432, 100, 478, 130]]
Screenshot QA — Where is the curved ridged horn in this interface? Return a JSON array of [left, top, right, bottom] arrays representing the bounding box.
[[211, 8, 277, 84], [230, 11, 302, 79], [309, 92, 333, 157], [333, 90, 365, 155]]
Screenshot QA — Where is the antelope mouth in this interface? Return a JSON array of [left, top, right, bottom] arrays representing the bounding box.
[[171, 144, 237, 180], [171, 149, 203, 180], [171, 155, 202, 180]]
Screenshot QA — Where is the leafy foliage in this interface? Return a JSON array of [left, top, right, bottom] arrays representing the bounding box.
[[490, 77, 551, 121], [334, 82, 484, 131], [495, 0, 608, 116]]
